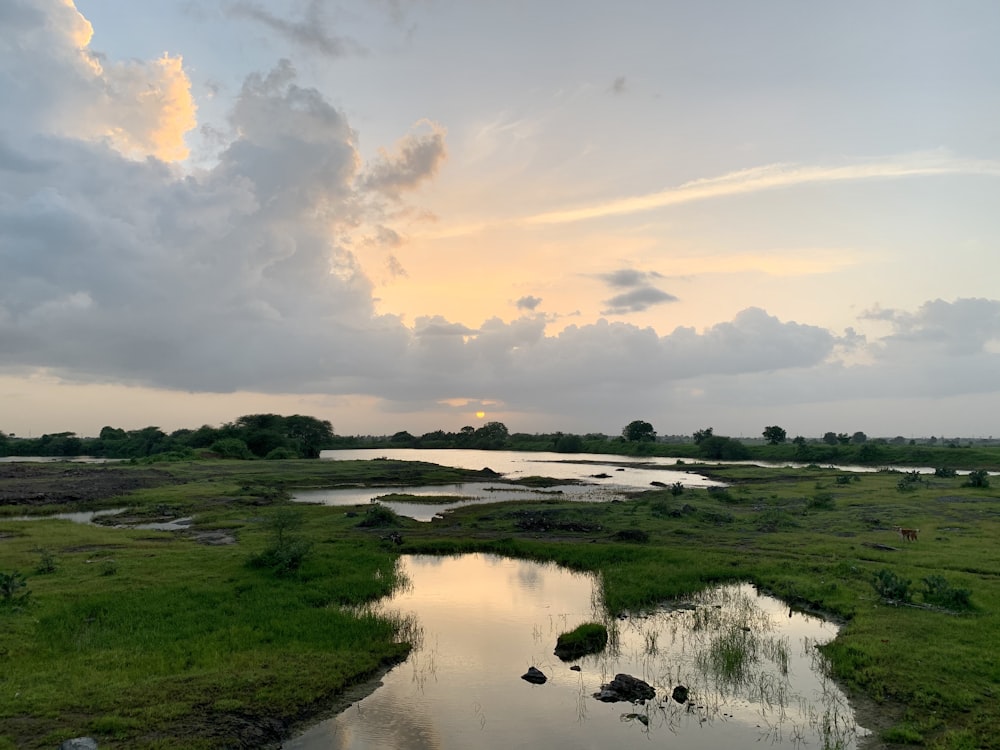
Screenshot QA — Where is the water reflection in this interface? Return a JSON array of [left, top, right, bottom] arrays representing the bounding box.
[[285, 554, 868, 750]]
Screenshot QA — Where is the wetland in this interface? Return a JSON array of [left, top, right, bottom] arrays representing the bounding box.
[[1, 453, 999, 748]]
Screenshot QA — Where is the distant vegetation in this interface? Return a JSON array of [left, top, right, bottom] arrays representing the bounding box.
[[3, 417, 1000, 469]]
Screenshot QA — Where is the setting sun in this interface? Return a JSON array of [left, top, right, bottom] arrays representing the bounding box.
[[475, 410, 486, 419]]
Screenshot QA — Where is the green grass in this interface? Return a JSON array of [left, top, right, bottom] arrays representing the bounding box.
[[2, 459, 1000, 748], [553, 622, 609, 661]]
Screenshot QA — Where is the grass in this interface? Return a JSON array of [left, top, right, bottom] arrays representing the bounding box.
[[553, 622, 609, 661], [2, 458, 1000, 748]]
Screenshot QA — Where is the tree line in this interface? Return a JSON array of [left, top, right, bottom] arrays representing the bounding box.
[[0, 414, 334, 460]]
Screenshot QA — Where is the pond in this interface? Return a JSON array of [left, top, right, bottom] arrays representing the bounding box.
[[284, 554, 869, 750]]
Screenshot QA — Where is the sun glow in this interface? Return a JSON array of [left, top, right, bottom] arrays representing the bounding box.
[[475, 411, 486, 419]]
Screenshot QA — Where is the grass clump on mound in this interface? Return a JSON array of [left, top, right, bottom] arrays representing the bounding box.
[[554, 622, 609, 661]]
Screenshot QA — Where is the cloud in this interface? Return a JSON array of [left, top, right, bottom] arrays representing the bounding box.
[[360, 121, 448, 200], [597, 268, 665, 288], [0, 0, 197, 162], [523, 153, 1000, 226], [227, 0, 362, 58], [596, 268, 675, 314], [602, 287, 678, 314], [610, 76, 627, 95], [5, 3, 1000, 437]]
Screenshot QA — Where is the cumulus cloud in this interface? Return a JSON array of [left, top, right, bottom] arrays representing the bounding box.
[[1, 0, 196, 161], [4, 2, 1000, 436]]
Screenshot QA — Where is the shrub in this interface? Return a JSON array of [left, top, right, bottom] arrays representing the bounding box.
[[964, 470, 990, 488], [933, 467, 957, 478], [809, 493, 835, 510], [248, 507, 312, 576], [0, 571, 30, 608], [264, 447, 299, 460], [209, 437, 255, 459], [871, 568, 911, 603], [34, 548, 57, 574], [920, 575, 973, 611], [669, 482, 684, 496], [357, 503, 403, 528]]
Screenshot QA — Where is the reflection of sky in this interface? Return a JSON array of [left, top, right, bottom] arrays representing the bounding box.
[[285, 555, 868, 750]]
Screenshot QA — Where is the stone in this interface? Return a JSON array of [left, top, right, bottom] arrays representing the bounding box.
[[671, 685, 690, 704], [593, 673, 655, 703], [521, 666, 547, 684]]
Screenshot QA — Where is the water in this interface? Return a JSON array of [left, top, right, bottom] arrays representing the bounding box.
[[285, 554, 868, 750], [304, 449, 726, 520]]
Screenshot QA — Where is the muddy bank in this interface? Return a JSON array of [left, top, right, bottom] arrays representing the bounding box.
[[0, 463, 178, 507]]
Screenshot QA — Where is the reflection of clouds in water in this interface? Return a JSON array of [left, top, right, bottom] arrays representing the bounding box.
[[289, 560, 867, 750]]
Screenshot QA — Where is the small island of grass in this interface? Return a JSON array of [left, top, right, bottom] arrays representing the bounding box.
[[554, 622, 609, 661]]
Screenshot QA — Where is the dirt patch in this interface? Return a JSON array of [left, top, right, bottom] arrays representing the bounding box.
[[0, 463, 179, 507]]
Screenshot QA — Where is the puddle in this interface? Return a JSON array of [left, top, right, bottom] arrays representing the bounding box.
[[285, 554, 869, 749]]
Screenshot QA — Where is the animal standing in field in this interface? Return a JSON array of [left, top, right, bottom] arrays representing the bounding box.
[[893, 526, 919, 542]]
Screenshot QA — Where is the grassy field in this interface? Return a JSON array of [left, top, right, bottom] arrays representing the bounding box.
[[1, 458, 998, 748]]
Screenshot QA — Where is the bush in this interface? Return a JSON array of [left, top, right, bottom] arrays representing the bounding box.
[[809, 493, 835, 510], [209, 437, 255, 460], [920, 575, 973, 611], [265, 447, 299, 460], [934, 467, 957, 478], [357, 503, 403, 528], [248, 507, 312, 576], [612, 529, 650, 543], [872, 568, 911, 603], [669, 482, 684, 496], [0, 571, 30, 608], [964, 470, 990, 488]]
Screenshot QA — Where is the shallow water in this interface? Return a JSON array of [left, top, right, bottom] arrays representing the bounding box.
[[305, 449, 725, 520], [284, 554, 868, 750]]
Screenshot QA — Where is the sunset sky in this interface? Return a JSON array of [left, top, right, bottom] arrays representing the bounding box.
[[2, 0, 999, 440]]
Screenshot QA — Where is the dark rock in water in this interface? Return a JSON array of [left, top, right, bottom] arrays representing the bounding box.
[[570, 665, 582, 671], [480, 467, 501, 477], [60, 740, 98, 750], [591, 472, 612, 479], [521, 666, 547, 684], [671, 685, 690, 704], [593, 673, 655, 703], [650, 480, 667, 487], [616, 468, 626, 471]]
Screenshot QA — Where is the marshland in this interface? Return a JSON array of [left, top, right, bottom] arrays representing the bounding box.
[[1, 434, 999, 748]]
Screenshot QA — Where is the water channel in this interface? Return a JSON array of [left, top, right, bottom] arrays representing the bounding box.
[[284, 553, 869, 750], [299, 449, 726, 521]]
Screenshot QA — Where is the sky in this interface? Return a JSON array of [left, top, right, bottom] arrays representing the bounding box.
[[1, 0, 999, 440]]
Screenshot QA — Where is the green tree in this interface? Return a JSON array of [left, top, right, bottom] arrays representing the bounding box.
[[692, 427, 714, 445], [699, 435, 750, 460], [473, 421, 509, 449], [851, 431, 868, 445], [762, 425, 787, 445], [622, 420, 656, 442], [822, 432, 839, 446], [554, 433, 584, 453]]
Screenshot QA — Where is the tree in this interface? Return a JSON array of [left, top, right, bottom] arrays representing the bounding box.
[[822, 432, 838, 446], [473, 421, 509, 449], [699, 435, 750, 460], [762, 425, 787, 445], [851, 431, 868, 445], [554, 433, 584, 453], [692, 427, 714, 445], [622, 420, 656, 443]]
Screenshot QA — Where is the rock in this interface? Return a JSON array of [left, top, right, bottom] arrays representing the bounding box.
[[521, 666, 547, 684], [650, 480, 667, 487], [59, 739, 98, 750], [570, 665, 582, 672], [593, 673, 655, 703], [671, 685, 689, 704]]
